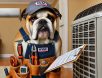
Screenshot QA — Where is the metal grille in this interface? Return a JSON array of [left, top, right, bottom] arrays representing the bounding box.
[[72, 19, 96, 78]]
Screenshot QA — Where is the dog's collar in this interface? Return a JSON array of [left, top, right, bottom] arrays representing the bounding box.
[[19, 27, 59, 42]]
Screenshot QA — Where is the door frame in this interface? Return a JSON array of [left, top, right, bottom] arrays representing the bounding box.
[[59, 0, 68, 53], [59, 0, 72, 68]]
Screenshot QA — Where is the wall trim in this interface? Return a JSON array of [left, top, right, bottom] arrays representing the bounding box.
[[0, 54, 14, 58]]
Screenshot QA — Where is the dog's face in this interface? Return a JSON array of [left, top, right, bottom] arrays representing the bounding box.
[[25, 10, 57, 41]]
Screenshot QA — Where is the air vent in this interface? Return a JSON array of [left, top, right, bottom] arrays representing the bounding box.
[[72, 19, 96, 78]]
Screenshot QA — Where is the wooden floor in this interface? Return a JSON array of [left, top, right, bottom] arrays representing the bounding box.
[[61, 67, 73, 78], [0, 58, 10, 66], [0, 58, 73, 78]]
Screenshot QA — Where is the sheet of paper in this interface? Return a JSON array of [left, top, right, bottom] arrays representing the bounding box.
[[45, 45, 86, 73]]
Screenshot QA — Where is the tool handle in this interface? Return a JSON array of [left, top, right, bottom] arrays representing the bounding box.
[[17, 43, 23, 59], [4, 68, 9, 76], [34, 55, 39, 65], [31, 45, 39, 65], [31, 52, 39, 65], [31, 55, 35, 65]]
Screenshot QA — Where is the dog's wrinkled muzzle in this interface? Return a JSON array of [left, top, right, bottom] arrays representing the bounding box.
[[33, 19, 50, 40]]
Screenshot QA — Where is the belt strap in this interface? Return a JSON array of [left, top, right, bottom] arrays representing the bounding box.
[[53, 31, 59, 42], [19, 27, 30, 42], [19, 27, 59, 42]]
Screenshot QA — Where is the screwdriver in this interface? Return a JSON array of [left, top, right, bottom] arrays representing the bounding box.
[[17, 41, 23, 64]]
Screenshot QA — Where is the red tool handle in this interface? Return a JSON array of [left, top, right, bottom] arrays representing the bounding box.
[[17, 44, 23, 59], [34, 54, 39, 65], [31, 52, 39, 65], [31, 55, 35, 65]]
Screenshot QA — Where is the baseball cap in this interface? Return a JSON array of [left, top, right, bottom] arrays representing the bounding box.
[[25, 0, 57, 16]]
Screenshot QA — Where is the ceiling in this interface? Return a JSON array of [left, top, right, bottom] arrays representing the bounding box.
[[0, 0, 59, 7], [0, 0, 54, 4]]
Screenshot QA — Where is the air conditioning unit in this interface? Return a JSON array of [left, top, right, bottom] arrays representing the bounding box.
[[72, 3, 102, 78]]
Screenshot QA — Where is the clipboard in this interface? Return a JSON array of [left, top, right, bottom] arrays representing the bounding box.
[[44, 44, 86, 73]]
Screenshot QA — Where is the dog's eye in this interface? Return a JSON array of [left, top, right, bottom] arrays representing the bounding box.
[[47, 15, 54, 22], [29, 16, 37, 23]]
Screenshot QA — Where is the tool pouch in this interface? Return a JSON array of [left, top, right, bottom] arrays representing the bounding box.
[[30, 65, 46, 78], [30, 65, 40, 76], [32, 74, 46, 78], [32, 76, 41, 78], [39, 56, 55, 75]]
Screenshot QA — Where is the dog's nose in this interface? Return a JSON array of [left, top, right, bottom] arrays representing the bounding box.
[[39, 19, 47, 25]]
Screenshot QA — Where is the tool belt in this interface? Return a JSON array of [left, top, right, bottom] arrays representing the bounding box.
[[5, 27, 61, 78], [39, 56, 56, 74], [29, 57, 60, 78]]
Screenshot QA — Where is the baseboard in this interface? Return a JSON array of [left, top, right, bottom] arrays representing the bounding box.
[[0, 54, 14, 58]]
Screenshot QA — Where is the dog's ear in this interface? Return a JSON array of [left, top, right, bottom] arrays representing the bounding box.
[[53, 8, 62, 19], [20, 8, 27, 21]]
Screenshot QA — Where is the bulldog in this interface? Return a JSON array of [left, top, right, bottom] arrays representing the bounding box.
[[14, 0, 62, 58], [13, 0, 62, 78]]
